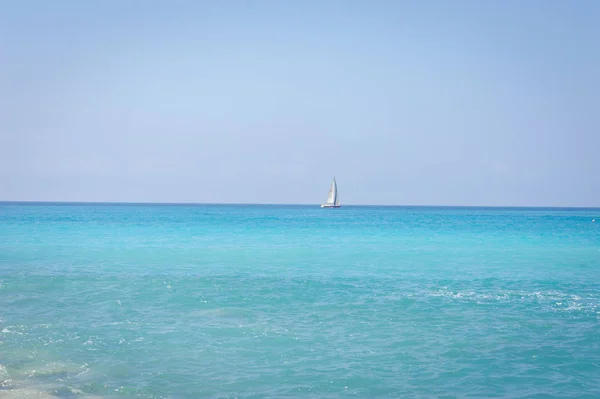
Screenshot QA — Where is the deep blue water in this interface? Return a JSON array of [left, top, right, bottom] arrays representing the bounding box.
[[1, 203, 599, 398]]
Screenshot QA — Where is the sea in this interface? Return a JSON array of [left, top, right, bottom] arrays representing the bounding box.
[[1, 203, 599, 398]]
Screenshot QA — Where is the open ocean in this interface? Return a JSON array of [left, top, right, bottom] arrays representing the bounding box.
[[1, 203, 599, 398]]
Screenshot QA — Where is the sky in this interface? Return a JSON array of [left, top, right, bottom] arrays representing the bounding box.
[[1, 0, 599, 206]]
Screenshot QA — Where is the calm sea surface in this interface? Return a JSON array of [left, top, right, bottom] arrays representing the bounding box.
[[1, 203, 599, 398]]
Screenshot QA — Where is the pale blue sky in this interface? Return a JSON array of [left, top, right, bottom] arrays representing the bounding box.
[[1, 0, 599, 206]]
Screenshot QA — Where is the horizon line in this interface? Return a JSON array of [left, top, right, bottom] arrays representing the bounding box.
[[1, 200, 599, 210]]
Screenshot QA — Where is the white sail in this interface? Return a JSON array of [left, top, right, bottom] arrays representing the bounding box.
[[326, 178, 337, 204]]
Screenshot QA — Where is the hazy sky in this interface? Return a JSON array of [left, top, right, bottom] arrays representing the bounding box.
[[1, 0, 599, 206]]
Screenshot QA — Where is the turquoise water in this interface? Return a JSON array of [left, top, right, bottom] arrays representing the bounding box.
[[1, 203, 599, 398]]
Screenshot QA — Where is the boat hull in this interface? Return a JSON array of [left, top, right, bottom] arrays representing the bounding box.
[[321, 204, 341, 208]]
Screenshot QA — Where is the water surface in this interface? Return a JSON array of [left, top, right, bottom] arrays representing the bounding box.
[[1, 204, 599, 398]]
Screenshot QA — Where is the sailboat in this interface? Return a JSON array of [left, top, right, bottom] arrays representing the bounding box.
[[321, 177, 341, 208]]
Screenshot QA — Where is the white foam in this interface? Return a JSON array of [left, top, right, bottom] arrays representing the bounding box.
[[1, 328, 23, 335], [0, 388, 56, 398], [0, 378, 13, 389], [0, 383, 103, 399]]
